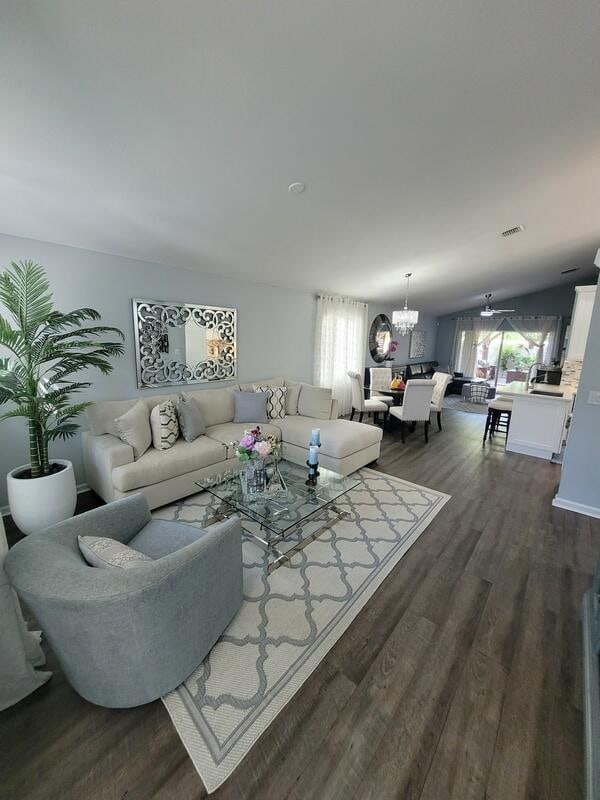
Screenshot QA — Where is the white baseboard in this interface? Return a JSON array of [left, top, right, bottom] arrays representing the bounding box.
[[1, 482, 90, 519], [552, 495, 600, 520], [506, 441, 554, 460]]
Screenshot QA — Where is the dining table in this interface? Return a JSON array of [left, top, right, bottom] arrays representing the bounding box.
[[367, 387, 405, 406]]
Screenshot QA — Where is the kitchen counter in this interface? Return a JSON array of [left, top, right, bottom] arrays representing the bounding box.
[[496, 381, 573, 460], [497, 381, 574, 402]]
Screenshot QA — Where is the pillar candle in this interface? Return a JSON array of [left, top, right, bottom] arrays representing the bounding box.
[[310, 428, 321, 446], [308, 445, 319, 465]]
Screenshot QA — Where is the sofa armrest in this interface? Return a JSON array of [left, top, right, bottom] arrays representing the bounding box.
[[82, 431, 134, 502], [149, 516, 242, 587]]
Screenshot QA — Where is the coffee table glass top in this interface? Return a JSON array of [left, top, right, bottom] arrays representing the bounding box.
[[197, 460, 360, 537]]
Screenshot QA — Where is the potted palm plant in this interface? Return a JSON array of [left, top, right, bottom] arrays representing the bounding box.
[[0, 261, 124, 534]]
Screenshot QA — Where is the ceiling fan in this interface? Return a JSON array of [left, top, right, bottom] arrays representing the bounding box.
[[480, 293, 515, 317]]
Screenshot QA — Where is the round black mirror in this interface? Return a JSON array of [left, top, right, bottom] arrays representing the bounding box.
[[369, 314, 394, 363]]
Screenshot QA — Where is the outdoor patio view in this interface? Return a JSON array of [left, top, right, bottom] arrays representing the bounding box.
[[455, 326, 558, 388]]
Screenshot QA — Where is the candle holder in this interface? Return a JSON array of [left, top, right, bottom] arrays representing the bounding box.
[[306, 459, 320, 486], [306, 440, 321, 485]]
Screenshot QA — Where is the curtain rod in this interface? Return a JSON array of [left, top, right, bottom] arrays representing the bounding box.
[[451, 314, 561, 321], [316, 293, 368, 308]]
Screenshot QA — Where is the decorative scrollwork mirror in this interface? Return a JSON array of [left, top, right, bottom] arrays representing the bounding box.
[[369, 314, 394, 363], [133, 299, 237, 389]]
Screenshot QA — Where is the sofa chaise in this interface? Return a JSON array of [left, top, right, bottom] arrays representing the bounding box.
[[83, 377, 383, 509]]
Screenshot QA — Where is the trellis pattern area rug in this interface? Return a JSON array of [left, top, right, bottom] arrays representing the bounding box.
[[155, 468, 450, 793], [443, 394, 489, 414]]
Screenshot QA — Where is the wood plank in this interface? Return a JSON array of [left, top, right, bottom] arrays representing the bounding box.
[[287, 612, 436, 800], [215, 662, 356, 800], [352, 571, 491, 800], [484, 566, 560, 800], [326, 545, 436, 685], [419, 649, 508, 800], [471, 547, 531, 669]]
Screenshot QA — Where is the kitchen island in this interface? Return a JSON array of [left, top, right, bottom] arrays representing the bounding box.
[[496, 381, 574, 460]]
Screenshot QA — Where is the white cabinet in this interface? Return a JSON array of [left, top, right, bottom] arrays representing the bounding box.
[[566, 285, 597, 361], [504, 394, 571, 460]]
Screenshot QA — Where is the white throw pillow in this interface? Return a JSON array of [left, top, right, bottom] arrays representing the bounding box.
[[284, 380, 302, 415], [297, 384, 332, 420], [150, 399, 179, 450], [114, 400, 152, 459], [254, 385, 287, 419], [78, 536, 153, 569], [87, 399, 137, 437], [189, 387, 235, 428]]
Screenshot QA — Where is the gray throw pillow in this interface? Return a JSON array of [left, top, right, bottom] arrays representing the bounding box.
[[233, 390, 268, 423], [176, 393, 206, 442], [78, 536, 153, 569]]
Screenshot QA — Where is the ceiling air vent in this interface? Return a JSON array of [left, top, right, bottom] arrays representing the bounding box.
[[501, 224, 525, 237], [561, 267, 578, 275]]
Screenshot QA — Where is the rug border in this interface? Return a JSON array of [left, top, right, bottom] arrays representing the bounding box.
[[162, 470, 450, 793]]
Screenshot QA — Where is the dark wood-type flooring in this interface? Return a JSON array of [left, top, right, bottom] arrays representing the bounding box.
[[2, 408, 599, 799]]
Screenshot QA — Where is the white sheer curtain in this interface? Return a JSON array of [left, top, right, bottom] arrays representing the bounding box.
[[314, 295, 368, 415], [506, 316, 561, 362], [453, 317, 503, 376]]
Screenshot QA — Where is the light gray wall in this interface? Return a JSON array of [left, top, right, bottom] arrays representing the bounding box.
[[434, 282, 580, 369], [555, 276, 600, 512], [365, 305, 438, 371], [0, 233, 315, 507]]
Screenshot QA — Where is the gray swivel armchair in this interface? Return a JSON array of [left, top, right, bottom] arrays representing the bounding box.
[[5, 494, 243, 708]]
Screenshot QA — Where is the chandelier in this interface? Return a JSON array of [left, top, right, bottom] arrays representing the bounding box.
[[392, 273, 419, 336]]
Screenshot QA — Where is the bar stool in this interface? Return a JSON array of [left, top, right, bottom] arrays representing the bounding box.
[[483, 398, 513, 444]]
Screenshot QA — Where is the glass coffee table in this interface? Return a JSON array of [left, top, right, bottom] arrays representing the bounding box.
[[196, 460, 361, 572]]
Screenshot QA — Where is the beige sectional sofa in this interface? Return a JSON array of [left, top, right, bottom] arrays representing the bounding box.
[[82, 377, 383, 509]]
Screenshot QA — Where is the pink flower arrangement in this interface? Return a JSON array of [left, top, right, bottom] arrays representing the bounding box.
[[232, 426, 278, 462], [253, 440, 272, 457]]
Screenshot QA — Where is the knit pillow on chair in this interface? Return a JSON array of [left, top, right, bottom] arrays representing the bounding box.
[[469, 383, 491, 404]]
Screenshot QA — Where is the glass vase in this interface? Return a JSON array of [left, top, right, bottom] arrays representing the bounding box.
[[241, 458, 267, 498]]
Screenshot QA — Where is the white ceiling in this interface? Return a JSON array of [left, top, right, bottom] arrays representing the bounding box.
[[1, 0, 599, 315]]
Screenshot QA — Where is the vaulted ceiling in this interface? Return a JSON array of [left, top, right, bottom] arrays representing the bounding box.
[[1, 0, 599, 313]]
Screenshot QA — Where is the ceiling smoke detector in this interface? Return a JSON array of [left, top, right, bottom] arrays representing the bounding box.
[[288, 182, 306, 194], [500, 224, 525, 237]]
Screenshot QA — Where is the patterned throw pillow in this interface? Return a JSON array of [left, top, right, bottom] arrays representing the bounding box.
[[254, 385, 287, 419], [78, 536, 153, 569], [469, 383, 491, 404], [150, 400, 179, 450]]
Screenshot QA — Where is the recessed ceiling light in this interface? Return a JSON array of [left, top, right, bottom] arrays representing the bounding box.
[[288, 182, 306, 194]]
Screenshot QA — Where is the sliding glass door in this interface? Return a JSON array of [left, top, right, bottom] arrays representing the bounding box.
[[456, 326, 557, 387]]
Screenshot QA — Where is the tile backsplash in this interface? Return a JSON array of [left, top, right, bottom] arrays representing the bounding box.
[[562, 359, 583, 391]]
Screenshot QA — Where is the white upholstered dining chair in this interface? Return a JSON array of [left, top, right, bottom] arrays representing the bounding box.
[[369, 367, 393, 406], [389, 379, 435, 443], [430, 371, 452, 431], [347, 371, 389, 423]]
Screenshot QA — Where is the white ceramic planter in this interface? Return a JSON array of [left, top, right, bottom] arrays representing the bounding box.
[[7, 459, 77, 535]]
